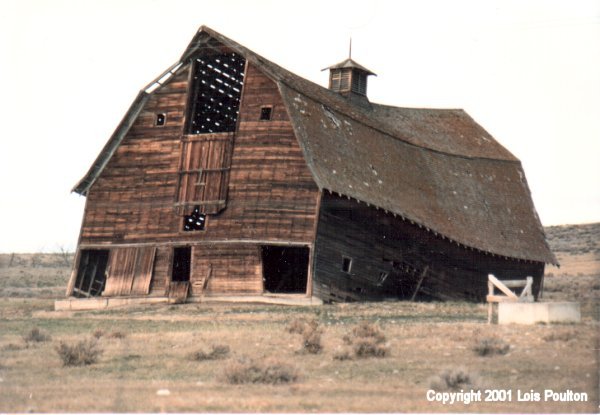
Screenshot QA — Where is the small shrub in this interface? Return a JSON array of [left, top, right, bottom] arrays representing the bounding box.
[[287, 318, 308, 334], [333, 350, 352, 361], [543, 330, 577, 342], [343, 321, 389, 358], [189, 344, 231, 361], [302, 328, 322, 354], [354, 338, 388, 358], [92, 329, 104, 339], [108, 331, 126, 339], [23, 327, 51, 343], [223, 358, 299, 385], [352, 321, 386, 344], [287, 318, 318, 334], [2, 343, 24, 351], [56, 339, 103, 366], [430, 368, 480, 391], [287, 318, 323, 354], [473, 337, 510, 356], [342, 334, 353, 345]]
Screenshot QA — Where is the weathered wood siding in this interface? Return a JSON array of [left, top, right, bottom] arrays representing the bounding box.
[[78, 59, 320, 295], [312, 192, 544, 302], [191, 244, 262, 295]]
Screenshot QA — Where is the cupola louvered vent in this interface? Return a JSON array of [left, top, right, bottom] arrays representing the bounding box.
[[324, 58, 375, 98]]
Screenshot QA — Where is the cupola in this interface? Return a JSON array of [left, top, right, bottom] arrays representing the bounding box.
[[323, 43, 376, 100]]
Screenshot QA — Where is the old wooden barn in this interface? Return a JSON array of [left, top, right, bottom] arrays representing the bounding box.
[[62, 26, 557, 308]]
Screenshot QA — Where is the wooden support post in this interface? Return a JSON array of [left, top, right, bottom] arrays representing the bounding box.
[[487, 275, 494, 324], [202, 264, 213, 292], [411, 266, 429, 301], [487, 274, 533, 324]]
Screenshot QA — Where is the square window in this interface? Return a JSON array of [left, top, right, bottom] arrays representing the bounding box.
[[155, 113, 166, 126], [341, 256, 352, 273], [260, 106, 272, 121]]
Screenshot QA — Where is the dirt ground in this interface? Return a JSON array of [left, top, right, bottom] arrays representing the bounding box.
[[0, 223, 598, 413]]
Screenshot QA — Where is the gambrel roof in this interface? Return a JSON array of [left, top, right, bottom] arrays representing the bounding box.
[[74, 26, 557, 265]]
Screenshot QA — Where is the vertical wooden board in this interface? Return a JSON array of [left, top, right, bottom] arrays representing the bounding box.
[[103, 247, 136, 296], [149, 246, 171, 295], [131, 247, 157, 295], [167, 281, 190, 303]]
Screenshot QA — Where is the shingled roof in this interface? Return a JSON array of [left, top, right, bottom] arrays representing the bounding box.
[[73, 26, 557, 265]]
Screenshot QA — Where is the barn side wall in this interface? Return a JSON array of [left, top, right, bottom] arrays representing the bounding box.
[[75, 60, 320, 297], [312, 192, 544, 302]]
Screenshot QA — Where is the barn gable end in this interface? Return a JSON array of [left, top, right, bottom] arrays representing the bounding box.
[[69, 34, 320, 300]]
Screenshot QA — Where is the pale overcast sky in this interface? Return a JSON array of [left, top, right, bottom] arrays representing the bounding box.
[[0, 0, 599, 252]]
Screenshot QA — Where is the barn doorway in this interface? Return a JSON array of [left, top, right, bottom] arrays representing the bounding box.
[[72, 249, 109, 298], [171, 247, 192, 282], [168, 247, 192, 304], [261, 246, 309, 294]]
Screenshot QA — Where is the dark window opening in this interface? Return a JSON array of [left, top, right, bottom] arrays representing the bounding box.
[[155, 113, 166, 126], [183, 206, 206, 231], [72, 249, 109, 298], [341, 256, 352, 273], [260, 106, 272, 120], [262, 246, 309, 294], [171, 247, 191, 282], [185, 52, 246, 134]]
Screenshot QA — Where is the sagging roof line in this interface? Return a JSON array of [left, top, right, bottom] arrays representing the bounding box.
[[144, 61, 184, 94], [325, 187, 552, 265], [279, 81, 520, 165], [73, 58, 186, 195]]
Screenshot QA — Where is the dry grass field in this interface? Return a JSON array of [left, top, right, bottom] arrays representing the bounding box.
[[0, 223, 598, 413]]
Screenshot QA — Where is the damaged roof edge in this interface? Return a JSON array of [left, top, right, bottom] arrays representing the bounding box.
[[322, 187, 559, 266], [72, 26, 230, 196], [72, 91, 149, 195], [72, 58, 187, 195]]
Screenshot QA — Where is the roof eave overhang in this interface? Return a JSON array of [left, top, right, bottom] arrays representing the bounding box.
[[321, 187, 559, 266]]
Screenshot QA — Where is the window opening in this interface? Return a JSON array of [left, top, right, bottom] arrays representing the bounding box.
[[185, 52, 246, 134], [260, 106, 272, 121], [155, 113, 166, 126], [341, 256, 352, 273], [171, 247, 191, 282], [183, 205, 206, 231], [262, 246, 309, 294]]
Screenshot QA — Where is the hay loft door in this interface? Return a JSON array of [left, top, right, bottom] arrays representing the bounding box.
[[175, 51, 246, 217], [261, 246, 309, 294]]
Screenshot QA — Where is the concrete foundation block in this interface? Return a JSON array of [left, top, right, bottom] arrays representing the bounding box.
[[498, 302, 580, 325]]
